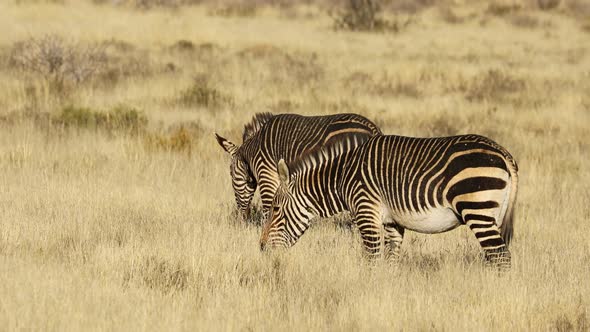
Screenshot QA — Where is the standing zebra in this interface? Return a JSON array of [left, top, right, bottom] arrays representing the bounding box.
[[215, 112, 382, 222], [260, 134, 518, 269]]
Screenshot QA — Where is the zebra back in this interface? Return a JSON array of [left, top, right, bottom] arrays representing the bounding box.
[[216, 112, 382, 221]]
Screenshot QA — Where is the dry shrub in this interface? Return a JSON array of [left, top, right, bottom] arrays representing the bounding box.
[[332, 0, 381, 31], [487, 1, 522, 16], [99, 41, 170, 85], [208, 0, 258, 17], [94, 0, 202, 9], [10, 35, 107, 95], [566, 0, 590, 18], [465, 69, 526, 103], [98, 54, 155, 84], [177, 75, 232, 109], [551, 300, 588, 332], [509, 13, 540, 28], [123, 255, 191, 293], [169, 39, 195, 52], [144, 125, 199, 155], [385, 0, 437, 14], [439, 6, 465, 24], [538, 0, 560, 10], [133, 0, 183, 9], [206, 0, 294, 16], [168, 40, 222, 63], [53, 105, 147, 134], [332, 0, 413, 32]]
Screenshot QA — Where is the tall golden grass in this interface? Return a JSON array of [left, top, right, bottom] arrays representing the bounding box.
[[0, 1, 589, 330]]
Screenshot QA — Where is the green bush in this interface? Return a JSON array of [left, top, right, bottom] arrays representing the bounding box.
[[54, 105, 147, 134]]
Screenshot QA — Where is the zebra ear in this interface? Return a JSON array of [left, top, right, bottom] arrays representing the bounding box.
[[215, 133, 238, 156], [277, 159, 290, 185]]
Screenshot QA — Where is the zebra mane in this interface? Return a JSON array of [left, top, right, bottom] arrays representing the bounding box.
[[242, 112, 274, 142], [288, 137, 357, 177]]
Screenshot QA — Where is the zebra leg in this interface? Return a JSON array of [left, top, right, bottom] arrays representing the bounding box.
[[484, 246, 511, 270], [463, 213, 511, 270], [383, 224, 405, 262], [353, 208, 384, 261]]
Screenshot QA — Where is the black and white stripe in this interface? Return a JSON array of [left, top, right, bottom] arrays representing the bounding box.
[[260, 134, 518, 269], [215, 112, 382, 221]]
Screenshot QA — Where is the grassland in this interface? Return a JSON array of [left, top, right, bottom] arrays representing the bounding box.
[[0, 0, 589, 331]]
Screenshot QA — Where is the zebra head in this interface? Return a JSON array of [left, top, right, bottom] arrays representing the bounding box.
[[215, 133, 257, 221], [260, 159, 314, 251]]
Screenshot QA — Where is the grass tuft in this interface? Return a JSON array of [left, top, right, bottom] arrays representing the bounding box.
[[144, 125, 196, 155], [177, 76, 232, 109], [123, 255, 191, 293], [465, 69, 526, 103]]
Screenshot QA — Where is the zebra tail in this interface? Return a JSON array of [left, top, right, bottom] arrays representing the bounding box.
[[501, 157, 519, 248]]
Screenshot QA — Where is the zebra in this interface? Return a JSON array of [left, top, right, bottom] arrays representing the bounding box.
[[215, 112, 382, 222], [260, 134, 518, 269]]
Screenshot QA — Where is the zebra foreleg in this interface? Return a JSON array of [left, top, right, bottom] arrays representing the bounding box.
[[353, 209, 384, 261], [383, 224, 405, 262]]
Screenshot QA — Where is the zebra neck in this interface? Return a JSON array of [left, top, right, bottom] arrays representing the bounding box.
[[292, 153, 347, 218]]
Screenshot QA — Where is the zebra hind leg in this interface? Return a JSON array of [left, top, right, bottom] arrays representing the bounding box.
[[462, 210, 511, 271], [383, 223, 404, 263], [484, 247, 511, 271]]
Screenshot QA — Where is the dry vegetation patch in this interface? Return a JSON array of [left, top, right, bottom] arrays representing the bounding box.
[[123, 255, 192, 293], [332, 0, 415, 32], [143, 124, 202, 155], [10, 34, 107, 95], [53, 105, 147, 134], [176, 75, 233, 109], [235, 44, 324, 85], [0, 1, 589, 331], [464, 69, 527, 103]]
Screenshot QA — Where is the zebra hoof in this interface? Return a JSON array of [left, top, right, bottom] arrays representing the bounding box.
[[485, 248, 512, 271]]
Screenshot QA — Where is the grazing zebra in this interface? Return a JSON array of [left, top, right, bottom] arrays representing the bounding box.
[[215, 112, 382, 222], [260, 134, 519, 269]]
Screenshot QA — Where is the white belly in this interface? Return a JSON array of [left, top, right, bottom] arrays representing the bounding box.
[[387, 207, 461, 234]]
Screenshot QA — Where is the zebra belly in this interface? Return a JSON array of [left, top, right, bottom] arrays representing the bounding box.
[[386, 207, 461, 234]]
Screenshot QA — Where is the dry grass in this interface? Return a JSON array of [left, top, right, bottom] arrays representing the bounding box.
[[0, 0, 589, 331]]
